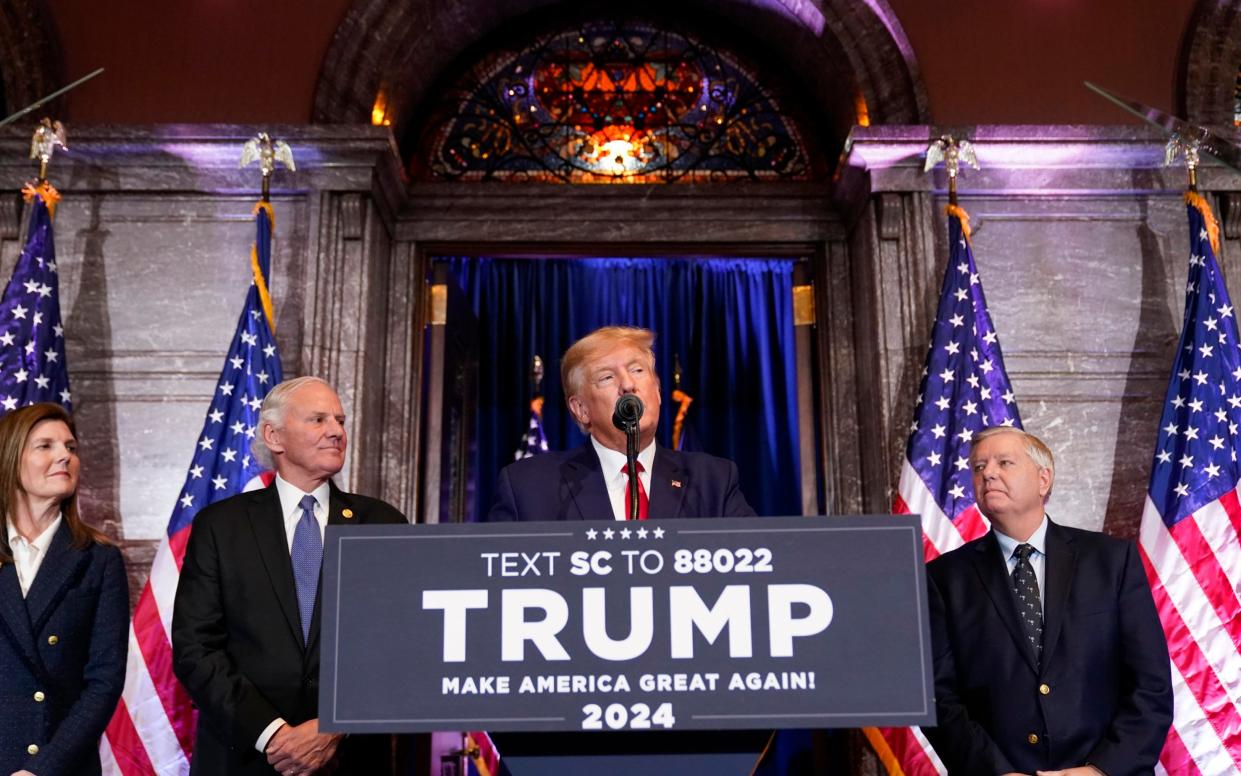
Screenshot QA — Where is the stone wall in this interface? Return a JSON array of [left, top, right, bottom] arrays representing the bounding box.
[[2, 120, 1237, 607], [0, 124, 406, 603], [839, 125, 1241, 537]]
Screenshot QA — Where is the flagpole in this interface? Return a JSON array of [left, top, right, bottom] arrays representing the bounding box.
[[1133, 139, 1241, 775], [102, 132, 292, 776], [924, 135, 978, 208], [866, 132, 1026, 776]]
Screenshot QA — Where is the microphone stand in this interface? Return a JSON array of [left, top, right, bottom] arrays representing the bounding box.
[[625, 422, 640, 521]]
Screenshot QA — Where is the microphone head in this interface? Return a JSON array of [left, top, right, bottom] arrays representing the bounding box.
[[612, 394, 644, 431]]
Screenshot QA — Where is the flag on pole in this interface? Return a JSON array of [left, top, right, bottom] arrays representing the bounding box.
[[466, 730, 501, 776], [102, 201, 284, 775], [0, 182, 71, 414], [513, 395, 549, 459], [671, 387, 694, 450], [1138, 192, 1241, 774], [866, 205, 1024, 776]]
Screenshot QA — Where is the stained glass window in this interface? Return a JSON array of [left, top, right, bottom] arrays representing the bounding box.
[[417, 19, 815, 183]]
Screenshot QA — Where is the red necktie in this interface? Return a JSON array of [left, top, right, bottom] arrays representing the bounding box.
[[621, 462, 649, 520]]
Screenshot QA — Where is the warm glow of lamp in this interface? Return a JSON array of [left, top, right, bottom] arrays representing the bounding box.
[[855, 93, 870, 127], [371, 91, 388, 126], [601, 138, 635, 173]]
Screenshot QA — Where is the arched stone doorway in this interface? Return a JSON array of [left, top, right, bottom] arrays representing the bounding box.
[[311, 0, 931, 526]]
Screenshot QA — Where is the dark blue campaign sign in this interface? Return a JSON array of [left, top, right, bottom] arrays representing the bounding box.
[[319, 516, 934, 733]]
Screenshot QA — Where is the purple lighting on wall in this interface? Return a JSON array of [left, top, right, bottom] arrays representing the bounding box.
[[752, 0, 825, 35]]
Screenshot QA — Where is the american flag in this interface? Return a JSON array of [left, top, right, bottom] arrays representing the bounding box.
[[866, 205, 1023, 776], [466, 730, 501, 776], [671, 387, 694, 450], [0, 184, 71, 414], [101, 202, 284, 775], [1139, 193, 1241, 775], [513, 395, 549, 459]]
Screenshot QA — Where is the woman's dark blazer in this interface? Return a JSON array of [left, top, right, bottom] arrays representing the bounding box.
[[0, 520, 129, 776]]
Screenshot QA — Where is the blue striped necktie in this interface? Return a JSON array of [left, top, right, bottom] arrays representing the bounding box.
[[291, 494, 323, 644]]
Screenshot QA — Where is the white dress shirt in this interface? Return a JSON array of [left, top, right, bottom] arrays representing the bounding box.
[[993, 514, 1049, 614], [7, 515, 62, 598], [274, 474, 330, 550], [256, 475, 332, 753], [592, 436, 655, 521]]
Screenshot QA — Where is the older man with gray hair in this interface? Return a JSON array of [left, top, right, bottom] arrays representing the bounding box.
[[923, 425, 1171, 776], [173, 376, 406, 776]]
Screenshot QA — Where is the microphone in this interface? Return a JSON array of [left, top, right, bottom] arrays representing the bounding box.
[[612, 394, 644, 431]]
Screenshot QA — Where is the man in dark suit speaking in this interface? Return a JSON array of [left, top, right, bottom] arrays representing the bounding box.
[[173, 377, 405, 775], [487, 325, 754, 522], [923, 426, 1172, 776]]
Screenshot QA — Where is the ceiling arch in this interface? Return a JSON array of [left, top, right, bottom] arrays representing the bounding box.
[[313, 0, 929, 169]]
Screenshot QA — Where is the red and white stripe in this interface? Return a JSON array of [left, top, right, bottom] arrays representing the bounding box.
[[1140, 488, 1241, 775], [102, 526, 195, 775], [894, 459, 989, 562], [103, 474, 273, 774], [871, 458, 995, 776]]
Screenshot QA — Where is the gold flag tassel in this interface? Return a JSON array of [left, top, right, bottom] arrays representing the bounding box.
[[21, 180, 60, 219], [944, 203, 972, 242], [25, 118, 66, 218], [250, 200, 277, 333], [1185, 191, 1221, 258]]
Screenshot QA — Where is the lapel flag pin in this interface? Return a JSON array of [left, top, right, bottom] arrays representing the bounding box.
[[670, 480, 683, 489]]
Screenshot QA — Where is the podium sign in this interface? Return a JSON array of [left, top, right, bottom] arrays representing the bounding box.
[[319, 516, 934, 733]]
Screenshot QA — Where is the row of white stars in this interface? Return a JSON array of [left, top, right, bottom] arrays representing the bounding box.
[[20, 279, 53, 298], [0, 329, 63, 349], [180, 452, 257, 506], [3, 313, 62, 338], [204, 412, 258, 438], [1, 389, 70, 410], [585, 526, 666, 540]]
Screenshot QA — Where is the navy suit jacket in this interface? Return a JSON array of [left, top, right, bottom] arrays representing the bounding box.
[[172, 482, 406, 776], [0, 522, 128, 776], [923, 521, 1172, 776], [486, 443, 755, 521]]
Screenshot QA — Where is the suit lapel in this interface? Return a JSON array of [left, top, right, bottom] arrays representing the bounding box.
[[1040, 520, 1076, 666], [563, 444, 613, 521], [970, 532, 1039, 674], [649, 446, 687, 519], [247, 485, 304, 652], [0, 560, 41, 674], [24, 521, 89, 633]]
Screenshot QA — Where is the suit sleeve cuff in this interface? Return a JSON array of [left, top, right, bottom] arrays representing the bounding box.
[[256, 718, 287, 753]]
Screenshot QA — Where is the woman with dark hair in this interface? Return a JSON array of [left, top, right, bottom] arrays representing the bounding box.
[[0, 403, 128, 776]]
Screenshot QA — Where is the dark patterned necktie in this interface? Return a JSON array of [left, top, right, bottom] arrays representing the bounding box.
[[1011, 543, 1043, 665], [291, 494, 323, 645]]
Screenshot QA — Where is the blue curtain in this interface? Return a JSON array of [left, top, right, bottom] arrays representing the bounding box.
[[437, 256, 802, 519]]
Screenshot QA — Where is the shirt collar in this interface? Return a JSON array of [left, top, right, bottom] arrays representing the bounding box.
[[994, 514, 1049, 560], [7, 513, 63, 553], [274, 473, 332, 519], [591, 436, 656, 480]]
